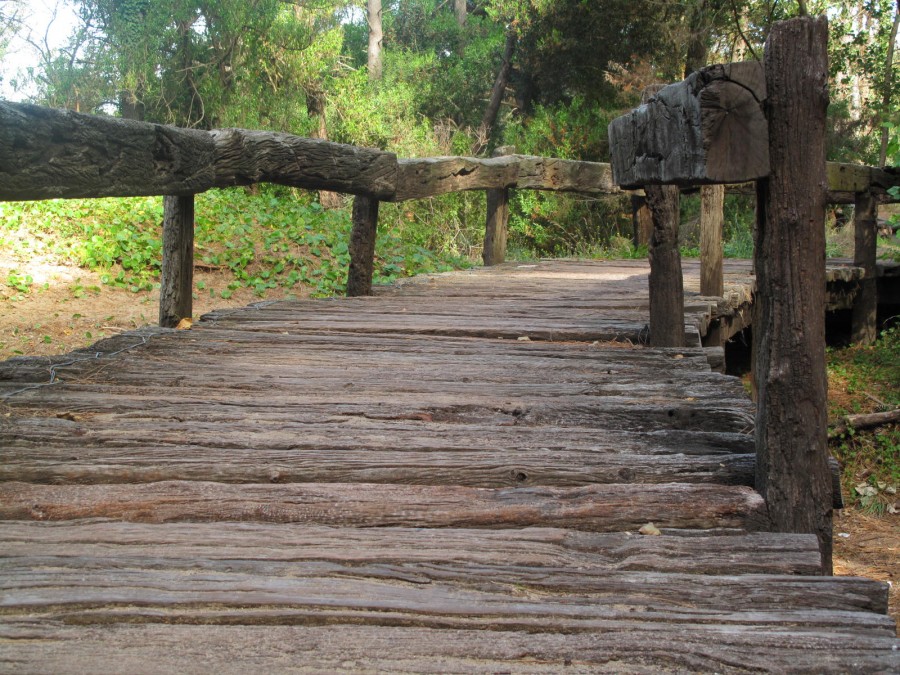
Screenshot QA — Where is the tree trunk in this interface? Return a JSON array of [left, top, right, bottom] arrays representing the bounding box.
[[367, 0, 383, 81], [454, 0, 467, 26], [645, 184, 685, 348], [473, 29, 516, 155], [850, 191, 878, 344], [753, 16, 832, 574], [159, 195, 195, 328], [700, 184, 725, 298], [306, 89, 342, 209], [347, 196, 380, 297], [878, 1, 899, 167]]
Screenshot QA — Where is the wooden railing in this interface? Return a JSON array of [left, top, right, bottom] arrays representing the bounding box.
[[607, 16, 900, 574], [0, 100, 624, 321]]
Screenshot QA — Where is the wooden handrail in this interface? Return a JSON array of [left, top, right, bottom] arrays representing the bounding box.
[[0, 101, 620, 203]]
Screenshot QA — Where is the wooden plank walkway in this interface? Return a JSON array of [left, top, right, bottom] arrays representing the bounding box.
[[1, 259, 898, 673]]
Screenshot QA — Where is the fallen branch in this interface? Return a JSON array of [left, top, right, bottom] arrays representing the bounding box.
[[829, 408, 900, 439]]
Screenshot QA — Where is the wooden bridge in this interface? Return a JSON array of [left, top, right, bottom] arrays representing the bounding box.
[[2, 259, 898, 672], [3, 15, 900, 671]]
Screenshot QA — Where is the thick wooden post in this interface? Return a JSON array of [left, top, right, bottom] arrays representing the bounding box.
[[631, 194, 653, 248], [754, 16, 832, 573], [645, 184, 685, 347], [483, 145, 515, 266], [347, 195, 380, 297], [159, 194, 195, 328], [700, 184, 725, 297], [851, 191, 878, 344]]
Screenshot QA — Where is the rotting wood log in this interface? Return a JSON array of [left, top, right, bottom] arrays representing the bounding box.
[[700, 184, 725, 298], [754, 16, 832, 574], [346, 195, 380, 297], [210, 128, 397, 199], [0, 101, 215, 200], [646, 184, 685, 348], [830, 409, 900, 439], [158, 195, 194, 328], [393, 155, 619, 201], [608, 62, 769, 189], [851, 191, 878, 344], [0, 481, 770, 531], [0, 522, 827, 576], [483, 146, 514, 266]]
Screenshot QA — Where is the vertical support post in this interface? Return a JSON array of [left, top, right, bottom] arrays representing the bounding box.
[[700, 184, 725, 297], [754, 16, 832, 574], [851, 191, 878, 344], [483, 145, 515, 266], [159, 194, 194, 328], [646, 184, 685, 347], [347, 195, 380, 297], [631, 194, 653, 248]]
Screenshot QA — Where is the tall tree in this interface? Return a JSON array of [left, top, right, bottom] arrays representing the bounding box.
[[367, 0, 383, 80], [454, 0, 467, 26]]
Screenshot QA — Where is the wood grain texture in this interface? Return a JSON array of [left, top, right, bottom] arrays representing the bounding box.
[[609, 62, 769, 188], [0, 258, 896, 669], [2, 623, 897, 675], [210, 128, 398, 199], [754, 16, 832, 573], [700, 184, 725, 298], [346, 195, 379, 296], [0, 480, 770, 531], [0, 522, 826, 575], [393, 155, 619, 201], [646, 184, 686, 347], [158, 195, 194, 327], [0, 101, 215, 200]]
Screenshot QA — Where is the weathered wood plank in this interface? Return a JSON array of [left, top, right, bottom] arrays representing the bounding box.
[[0, 561, 887, 616], [0, 101, 215, 200], [0, 522, 826, 575], [393, 155, 619, 201], [608, 62, 769, 188], [0, 481, 770, 531], [210, 128, 397, 199], [2, 622, 897, 675]]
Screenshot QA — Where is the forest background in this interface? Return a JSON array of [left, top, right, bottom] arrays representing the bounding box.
[[0, 0, 897, 298]]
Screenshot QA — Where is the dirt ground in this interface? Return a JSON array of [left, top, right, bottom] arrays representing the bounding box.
[[1, 255, 898, 633]]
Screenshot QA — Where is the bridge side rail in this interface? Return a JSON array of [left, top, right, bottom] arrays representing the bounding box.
[[0, 100, 625, 320]]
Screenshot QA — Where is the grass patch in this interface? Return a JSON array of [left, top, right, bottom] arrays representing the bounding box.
[[828, 323, 900, 514], [0, 189, 472, 300]]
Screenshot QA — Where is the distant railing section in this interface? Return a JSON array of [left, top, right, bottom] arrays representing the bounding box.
[[1, 99, 898, 328], [0, 100, 624, 321]]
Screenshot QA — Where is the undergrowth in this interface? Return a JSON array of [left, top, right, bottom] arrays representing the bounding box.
[[828, 323, 900, 514], [0, 189, 472, 299]]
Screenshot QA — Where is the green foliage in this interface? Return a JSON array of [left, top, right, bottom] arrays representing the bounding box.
[[0, 190, 471, 300], [828, 323, 900, 512]]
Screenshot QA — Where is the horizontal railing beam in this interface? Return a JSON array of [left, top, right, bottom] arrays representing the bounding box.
[[392, 155, 620, 201]]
